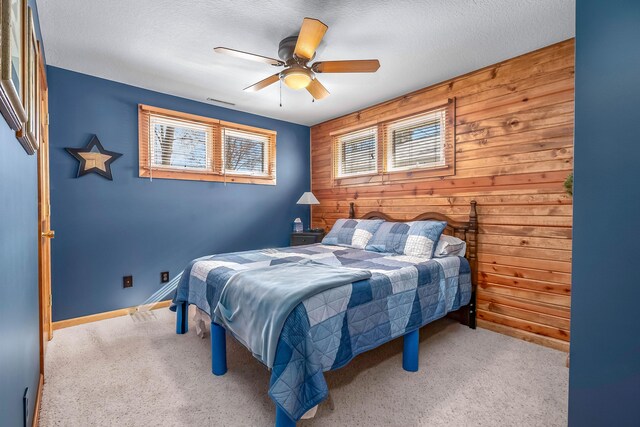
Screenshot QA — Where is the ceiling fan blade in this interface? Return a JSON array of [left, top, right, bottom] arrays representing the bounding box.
[[243, 73, 281, 92], [312, 60, 380, 73], [294, 18, 328, 60], [306, 78, 330, 100], [214, 47, 284, 67]]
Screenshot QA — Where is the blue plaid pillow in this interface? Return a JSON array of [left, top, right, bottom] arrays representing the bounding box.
[[365, 220, 447, 258], [322, 219, 384, 249]]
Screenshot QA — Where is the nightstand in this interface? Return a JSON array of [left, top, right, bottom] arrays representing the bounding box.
[[290, 230, 325, 246]]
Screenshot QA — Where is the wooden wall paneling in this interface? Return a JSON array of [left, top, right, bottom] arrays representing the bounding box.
[[310, 39, 575, 348]]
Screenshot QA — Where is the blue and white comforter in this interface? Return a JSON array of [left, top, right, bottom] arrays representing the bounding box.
[[172, 243, 471, 421]]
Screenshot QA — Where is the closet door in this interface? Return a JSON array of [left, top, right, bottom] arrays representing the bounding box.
[[37, 42, 52, 372]]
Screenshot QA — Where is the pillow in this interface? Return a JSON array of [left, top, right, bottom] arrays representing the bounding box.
[[321, 219, 384, 249], [365, 220, 447, 258], [434, 234, 467, 258]]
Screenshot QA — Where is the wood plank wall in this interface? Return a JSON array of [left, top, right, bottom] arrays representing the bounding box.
[[310, 40, 574, 351]]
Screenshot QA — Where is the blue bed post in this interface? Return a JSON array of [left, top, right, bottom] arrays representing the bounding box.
[[210, 322, 228, 376], [176, 302, 188, 334], [275, 406, 296, 427], [402, 329, 419, 372]]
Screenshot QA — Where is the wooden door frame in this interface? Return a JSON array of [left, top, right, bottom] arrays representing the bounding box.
[[37, 40, 52, 377]]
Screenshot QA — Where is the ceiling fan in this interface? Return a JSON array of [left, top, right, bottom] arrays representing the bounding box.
[[214, 17, 380, 101]]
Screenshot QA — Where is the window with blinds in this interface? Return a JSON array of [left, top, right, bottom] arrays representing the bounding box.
[[223, 128, 269, 175], [138, 105, 277, 185], [335, 127, 378, 177], [331, 99, 455, 185], [385, 108, 446, 172], [150, 115, 211, 170]]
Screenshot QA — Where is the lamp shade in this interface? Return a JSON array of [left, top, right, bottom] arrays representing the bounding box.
[[296, 192, 320, 205]]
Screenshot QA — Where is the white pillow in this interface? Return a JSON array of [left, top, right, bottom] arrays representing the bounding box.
[[434, 235, 466, 258]]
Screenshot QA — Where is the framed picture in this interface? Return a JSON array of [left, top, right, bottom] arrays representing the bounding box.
[[0, 0, 27, 131], [16, 5, 37, 153]]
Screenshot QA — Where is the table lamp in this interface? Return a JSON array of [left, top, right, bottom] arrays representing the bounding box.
[[296, 192, 320, 231]]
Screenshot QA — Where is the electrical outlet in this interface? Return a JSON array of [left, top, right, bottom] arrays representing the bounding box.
[[161, 271, 169, 283], [123, 275, 133, 288], [23, 387, 29, 427]]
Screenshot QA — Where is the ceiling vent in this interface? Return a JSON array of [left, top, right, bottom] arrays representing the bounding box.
[[206, 97, 235, 106]]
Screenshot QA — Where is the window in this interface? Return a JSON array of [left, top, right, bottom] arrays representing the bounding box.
[[335, 127, 378, 178], [331, 99, 455, 185], [385, 108, 446, 172], [223, 128, 269, 176], [139, 105, 276, 185], [150, 115, 211, 170]]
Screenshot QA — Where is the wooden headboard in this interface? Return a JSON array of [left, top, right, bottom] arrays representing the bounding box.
[[349, 200, 478, 329], [348, 200, 478, 295]]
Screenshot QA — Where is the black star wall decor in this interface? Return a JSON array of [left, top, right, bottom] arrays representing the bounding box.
[[66, 135, 122, 180]]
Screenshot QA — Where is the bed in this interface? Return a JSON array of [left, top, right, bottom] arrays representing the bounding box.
[[172, 201, 478, 426]]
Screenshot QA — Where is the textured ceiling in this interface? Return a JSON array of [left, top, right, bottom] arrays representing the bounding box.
[[38, 0, 575, 126]]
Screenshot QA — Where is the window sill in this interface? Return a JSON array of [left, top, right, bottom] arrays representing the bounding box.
[[333, 164, 454, 187], [139, 168, 276, 185]]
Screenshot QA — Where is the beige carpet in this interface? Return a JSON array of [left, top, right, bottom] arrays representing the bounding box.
[[40, 307, 568, 426]]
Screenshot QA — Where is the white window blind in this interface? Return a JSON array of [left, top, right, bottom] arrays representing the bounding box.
[[150, 115, 211, 170], [335, 127, 378, 177], [386, 108, 446, 171], [223, 128, 269, 175]]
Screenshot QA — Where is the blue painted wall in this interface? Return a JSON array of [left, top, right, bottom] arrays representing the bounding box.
[[0, 1, 45, 426], [47, 67, 310, 321], [570, 1, 640, 425], [0, 116, 40, 427]]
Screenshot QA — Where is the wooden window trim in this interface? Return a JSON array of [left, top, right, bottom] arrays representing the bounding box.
[[382, 98, 456, 182], [139, 104, 221, 125], [332, 125, 379, 181], [331, 125, 383, 187], [220, 120, 277, 183], [331, 98, 456, 187], [139, 105, 276, 185]]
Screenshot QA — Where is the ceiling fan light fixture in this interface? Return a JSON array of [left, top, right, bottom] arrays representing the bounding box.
[[280, 67, 313, 90]]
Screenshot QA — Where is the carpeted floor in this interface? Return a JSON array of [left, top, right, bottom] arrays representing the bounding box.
[[40, 307, 568, 426]]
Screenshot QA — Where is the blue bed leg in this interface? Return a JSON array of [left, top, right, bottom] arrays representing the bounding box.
[[176, 302, 188, 334], [211, 322, 227, 376], [275, 406, 296, 427], [403, 329, 420, 372]]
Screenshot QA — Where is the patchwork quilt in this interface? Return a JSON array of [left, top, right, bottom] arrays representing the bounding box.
[[172, 243, 471, 421]]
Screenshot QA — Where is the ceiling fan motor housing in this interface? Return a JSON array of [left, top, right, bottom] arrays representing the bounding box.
[[278, 36, 314, 64]]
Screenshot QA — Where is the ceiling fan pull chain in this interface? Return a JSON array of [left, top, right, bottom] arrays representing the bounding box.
[[279, 80, 283, 107]]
